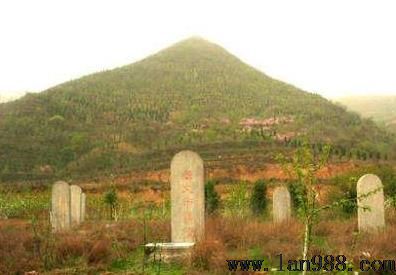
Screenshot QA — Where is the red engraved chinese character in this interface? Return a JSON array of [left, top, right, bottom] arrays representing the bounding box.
[[182, 181, 192, 193], [183, 198, 194, 209], [183, 210, 194, 222], [183, 170, 193, 181]]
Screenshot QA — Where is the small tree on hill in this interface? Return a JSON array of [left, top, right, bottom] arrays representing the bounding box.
[[250, 179, 267, 216], [205, 180, 220, 215], [277, 141, 380, 274], [103, 185, 119, 221], [276, 141, 330, 275], [227, 181, 249, 218]]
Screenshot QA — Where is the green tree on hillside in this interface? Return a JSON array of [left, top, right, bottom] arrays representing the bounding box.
[[250, 179, 267, 216], [204, 180, 220, 215], [103, 185, 119, 221], [277, 141, 330, 275]]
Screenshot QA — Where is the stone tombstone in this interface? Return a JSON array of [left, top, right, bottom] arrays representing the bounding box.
[[51, 181, 71, 232], [357, 174, 385, 232], [273, 186, 291, 223], [171, 150, 204, 243], [81, 193, 86, 222], [70, 185, 82, 225]]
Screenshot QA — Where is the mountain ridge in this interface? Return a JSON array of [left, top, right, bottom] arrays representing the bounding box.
[[337, 95, 396, 133], [0, 37, 394, 181]]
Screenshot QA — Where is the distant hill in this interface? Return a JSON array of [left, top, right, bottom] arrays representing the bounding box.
[[0, 37, 395, 181], [337, 96, 396, 133]]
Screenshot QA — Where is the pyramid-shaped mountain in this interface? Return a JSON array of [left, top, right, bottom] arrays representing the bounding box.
[[0, 37, 394, 180]]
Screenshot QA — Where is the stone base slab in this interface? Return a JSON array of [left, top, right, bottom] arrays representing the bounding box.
[[144, 242, 195, 264]]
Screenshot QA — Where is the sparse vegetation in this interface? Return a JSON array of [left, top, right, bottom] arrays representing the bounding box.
[[226, 181, 249, 218], [103, 185, 119, 221], [276, 141, 331, 275], [250, 179, 268, 216], [1, 202, 395, 274], [205, 180, 220, 215]]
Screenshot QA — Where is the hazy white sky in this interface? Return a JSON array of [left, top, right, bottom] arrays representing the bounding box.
[[1, 0, 396, 100]]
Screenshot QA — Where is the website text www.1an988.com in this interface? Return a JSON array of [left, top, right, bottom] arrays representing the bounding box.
[[226, 254, 396, 272]]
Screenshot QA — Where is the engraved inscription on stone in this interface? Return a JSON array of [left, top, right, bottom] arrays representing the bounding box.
[[357, 174, 385, 232], [273, 186, 291, 223], [171, 150, 204, 243], [51, 181, 71, 232], [81, 192, 86, 222], [70, 185, 82, 225]]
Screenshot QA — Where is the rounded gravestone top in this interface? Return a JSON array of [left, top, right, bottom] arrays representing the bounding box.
[[70, 185, 82, 192], [52, 181, 69, 189], [171, 150, 203, 166], [357, 173, 385, 232], [273, 185, 289, 195], [357, 174, 383, 191]]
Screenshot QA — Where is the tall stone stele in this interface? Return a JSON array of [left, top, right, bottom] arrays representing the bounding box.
[[273, 186, 291, 223], [81, 192, 86, 222], [171, 150, 205, 243], [357, 174, 385, 232], [70, 185, 83, 225], [51, 181, 71, 232]]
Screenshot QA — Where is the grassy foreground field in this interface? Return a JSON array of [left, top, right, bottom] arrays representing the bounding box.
[[1, 175, 396, 274]]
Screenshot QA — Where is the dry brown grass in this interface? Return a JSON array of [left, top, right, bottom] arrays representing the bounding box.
[[0, 223, 39, 274], [191, 238, 227, 273], [191, 214, 396, 273], [87, 239, 112, 264], [0, 218, 169, 274], [191, 216, 303, 273], [55, 234, 86, 263], [308, 211, 396, 271], [0, 211, 395, 274]]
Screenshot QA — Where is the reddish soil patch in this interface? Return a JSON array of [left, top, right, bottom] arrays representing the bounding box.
[[74, 161, 370, 202], [78, 161, 359, 187]]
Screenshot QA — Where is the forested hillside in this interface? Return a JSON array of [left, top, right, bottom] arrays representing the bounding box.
[[337, 96, 396, 133], [0, 38, 395, 181]]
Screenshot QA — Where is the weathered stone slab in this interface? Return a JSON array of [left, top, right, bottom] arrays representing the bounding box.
[[51, 181, 71, 232], [170, 150, 204, 243], [357, 174, 385, 232], [145, 242, 194, 264], [273, 186, 291, 223], [81, 193, 86, 222], [70, 185, 82, 225]]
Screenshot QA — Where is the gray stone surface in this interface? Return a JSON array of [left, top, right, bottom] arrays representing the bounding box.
[[357, 174, 385, 232], [70, 185, 82, 225], [81, 193, 86, 222], [273, 186, 291, 223], [170, 150, 204, 243], [51, 181, 71, 232]]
